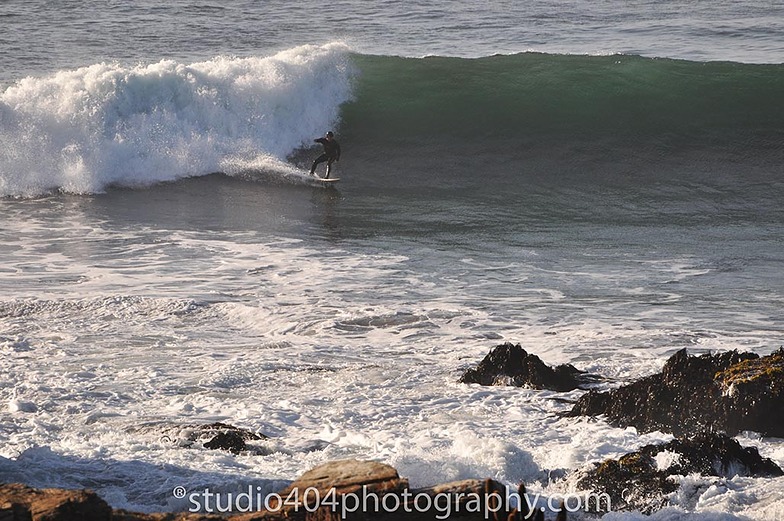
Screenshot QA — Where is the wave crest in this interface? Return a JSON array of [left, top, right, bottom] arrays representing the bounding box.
[[0, 43, 355, 196]]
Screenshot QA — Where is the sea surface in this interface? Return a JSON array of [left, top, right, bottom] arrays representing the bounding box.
[[1, 1, 783, 519]]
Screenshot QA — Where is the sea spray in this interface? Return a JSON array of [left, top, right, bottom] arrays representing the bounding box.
[[0, 43, 355, 196]]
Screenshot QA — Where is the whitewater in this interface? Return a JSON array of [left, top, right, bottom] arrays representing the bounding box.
[[2, 1, 784, 520], [0, 43, 354, 196]]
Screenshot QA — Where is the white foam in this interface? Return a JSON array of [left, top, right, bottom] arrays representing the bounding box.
[[654, 450, 683, 472], [1, 218, 783, 519], [0, 43, 355, 196]]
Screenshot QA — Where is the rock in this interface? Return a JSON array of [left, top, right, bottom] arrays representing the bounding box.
[[264, 459, 506, 520], [2, 460, 513, 520], [189, 422, 268, 455], [149, 422, 270, 455], [276, 459, 407, 499], [0, 483, 112, 521], [569, 432, 783, 514], [660, 433, 782, 477], [459, 343, 599, 391], [565, 348, 784, 436]]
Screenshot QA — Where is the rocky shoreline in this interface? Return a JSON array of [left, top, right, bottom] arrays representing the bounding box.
[[564, 347, 784, 437], [1, 460, 537, 521], [459, 343, 784, 514], [3, 437, 782, 520], [3, 344, 783, 519], [459, 343, 784, 438]]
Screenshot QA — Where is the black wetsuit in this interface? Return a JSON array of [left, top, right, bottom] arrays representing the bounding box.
[[310, 137, 341, 178]]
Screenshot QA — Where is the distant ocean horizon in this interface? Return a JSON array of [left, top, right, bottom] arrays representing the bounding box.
[[1, 2, 783, 519]]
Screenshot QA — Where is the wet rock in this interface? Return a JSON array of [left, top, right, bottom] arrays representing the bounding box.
[[566, 348, 784, 436], [146, 422, 270, 455], [189, 422, 268, 455], [0, 483, 112, 521], [459, 343, 598, 391], [569, 431, 782, 514]]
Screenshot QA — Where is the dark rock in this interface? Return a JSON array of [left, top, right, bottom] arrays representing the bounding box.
[[131, 421, 270, 455], [565, 348, 784, 436], [554, 501, 566, 521], [187, 422, 268, 455], [202, 431, 247, 453], [459, 343, 599, 392], [656, 433, 783, 477], [570, 431, 783, 514], [172, 422, 268, 455]]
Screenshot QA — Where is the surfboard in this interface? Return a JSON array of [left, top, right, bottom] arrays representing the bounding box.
[[283, 169, 340, 187]]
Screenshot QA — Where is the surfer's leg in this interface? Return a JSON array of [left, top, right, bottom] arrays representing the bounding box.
[[310, 154, 328, 175], [325, 158, 335, 178]]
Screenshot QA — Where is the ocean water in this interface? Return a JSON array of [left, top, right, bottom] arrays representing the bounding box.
[[1, 1, 784, 519]]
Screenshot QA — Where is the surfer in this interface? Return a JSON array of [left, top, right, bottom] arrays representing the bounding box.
[[310, 131, 341, 178]]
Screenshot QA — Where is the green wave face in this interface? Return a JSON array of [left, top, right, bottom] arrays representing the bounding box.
[[343, 52, 784, 151]]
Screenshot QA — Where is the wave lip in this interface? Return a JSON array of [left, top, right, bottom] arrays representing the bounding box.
[[0, 43, 355, 197]]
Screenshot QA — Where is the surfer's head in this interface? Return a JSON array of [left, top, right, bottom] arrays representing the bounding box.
[[326, 131, 334, 139]]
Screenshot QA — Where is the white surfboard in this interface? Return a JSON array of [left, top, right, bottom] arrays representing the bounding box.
[[279, 168, 340, 186]]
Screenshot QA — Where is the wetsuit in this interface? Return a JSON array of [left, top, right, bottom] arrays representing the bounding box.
[[310, 137, 341, 178]]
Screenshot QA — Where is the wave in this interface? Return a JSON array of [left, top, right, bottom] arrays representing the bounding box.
[[338, 52, 784, 193], [0, 43, 355, 196], [345, 52, 783, 150], [1, 46, 782, 196]]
